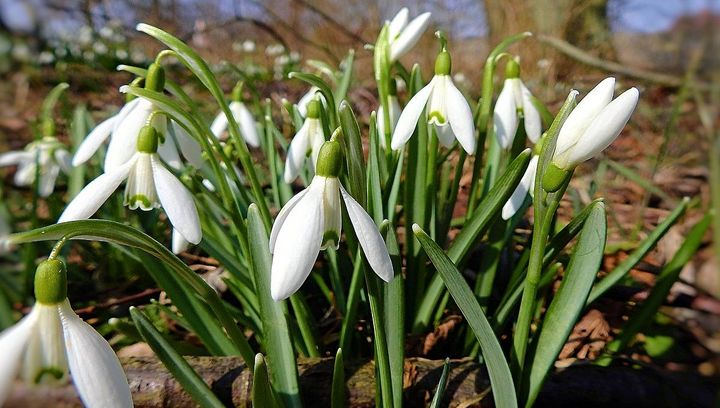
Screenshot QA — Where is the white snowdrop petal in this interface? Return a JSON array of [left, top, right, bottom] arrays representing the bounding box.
[[521, 83, 542, 143], [157, 134, 183, 170], [271, 181, 324, 300], [0, 150, 32, 167], [555, 77, 615, 157], [59, 301, 133, 408], [0, 310, 37, 406], [58, 158, 134, 222], [37, 164, 60, 197], [233, 102, 261, 148], [210, 110, 229, 138], [269, 189, 309, 253], [340, 185, 393, 282], [72, 116, 117, 166], [284, 121, 311, 183], [493, 79, 518, 149], [13, 161, 35, 186], [297, 87, 319, 117], [435, 124, 455, 148], [567, 87, 639, 166], [172, 228, 190, 254], [502, 155, 538, 220], [152, 156, 202, 245], [54, 149, 73, 173], [173, 121, 203, 168], [389, 11, 431, 61], [104, 99, 153, 171], [445, 79, 476, 154], [388, 7, 409, 39], [391, 80, 434, 150]]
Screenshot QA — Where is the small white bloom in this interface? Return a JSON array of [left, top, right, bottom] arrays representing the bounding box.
[[270, 142, 393, 300], [242, 40, 256, 53], [501, 155, 538, 220], [386, 8, 431, 62], [0, 299, 132, 408], [376, 95, 401, 148], [493, 62, 542, 148], [284, 98, 325, 183], [209, 101, 260, 147], [296, 87, 326, 117], [0, 137, 71, 197], [552, 78, 639, 169], [391, 51, 475, 154], [60, 127, 201, 247]]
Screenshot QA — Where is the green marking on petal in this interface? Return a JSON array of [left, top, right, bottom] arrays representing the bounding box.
[[126, 194, 154, 210], [322, 230, 340, 249], [428, 111, 446, 125], [34, 367, 66, 384]]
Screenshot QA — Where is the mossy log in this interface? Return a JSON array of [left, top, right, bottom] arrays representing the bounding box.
[[7, 356, 716, 407]]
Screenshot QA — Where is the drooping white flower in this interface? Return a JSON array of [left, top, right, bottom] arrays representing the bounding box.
[[59, 126, 201, 247], [386, 8, 432, 62], [209, 101, 260, 147], [73, 66, 203, 172], [284, 98, 326, 183], [270, 141, 393, 300], [296, 87, 327, 118], [501, 155, 538, 220], [493, 60, 542, 148], [391, 50, 475, 154], [551, 78, 639, 170], [0, 137, 71, 197], [0, 259, 132, 408]]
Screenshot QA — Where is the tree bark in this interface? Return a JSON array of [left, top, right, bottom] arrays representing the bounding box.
[[7, 356, 717, 407]]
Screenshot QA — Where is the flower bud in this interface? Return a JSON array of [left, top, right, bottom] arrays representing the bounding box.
[[145, 62, 165, 92], [307, 99, 322, 119], [315, 140, 343, 178], [34, 259, 67, 305], [136, 125, 159, 153], [434, 50, 452, 76]]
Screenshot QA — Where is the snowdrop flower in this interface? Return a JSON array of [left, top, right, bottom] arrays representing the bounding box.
[[59, 125, 201, 247], [494, 59, 542, 148], [0, 137, 71, 197], [209, 85, 260, 147], [501, 155, 538, 220], [296, 87, 327, 117], [270, 141, 393, 300], [543, 78, 639, 191], [284, 98, 325, 183], [386, 8, 431, 62], [391, 49, 475, 154], [0, 259, 132, 408], [73, 64, 202, 171], [376, 78, 401, 147]]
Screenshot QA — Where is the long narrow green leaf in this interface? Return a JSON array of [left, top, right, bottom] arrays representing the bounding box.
[[597, 213, 712, 366], [430, 358, 451, 408], [247, 204, 301, 407], [414, 225, 517, 408], [381, 221, 404, 408], [331, 348, 345, 408], [338, 101, 367, 207], [525, 202, 607, 406], [587, 197, 690, 304], [9, 220, 255, 368], [252, 354, 281, 408], [414, 149, 531, 329], [130, 307, 226, 408]]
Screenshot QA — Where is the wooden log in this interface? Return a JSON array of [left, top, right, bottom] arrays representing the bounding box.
[[6, 356, 717, 407]]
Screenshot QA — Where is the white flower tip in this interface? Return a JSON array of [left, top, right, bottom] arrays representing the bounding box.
[[523, 31, 533, 37], [270, 282, 290, 301], [118, 85, 130, 93], [411, 223, 422, 234], [116, 64, 128, 71]]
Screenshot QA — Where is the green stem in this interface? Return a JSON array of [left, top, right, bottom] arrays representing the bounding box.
[[364, 270, 394, 408]]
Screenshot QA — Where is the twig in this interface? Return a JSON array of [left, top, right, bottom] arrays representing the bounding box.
[[537, 35, 712, 90]]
